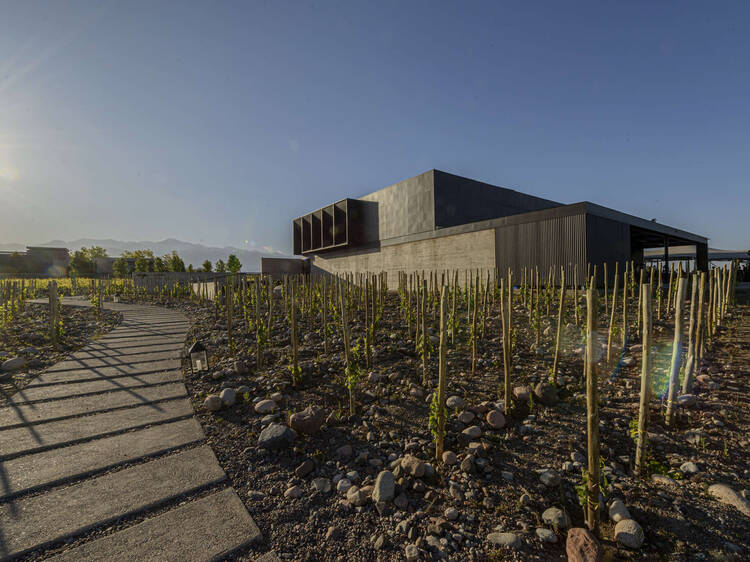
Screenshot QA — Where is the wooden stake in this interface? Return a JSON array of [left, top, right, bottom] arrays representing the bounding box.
[[665, 274, 687, 428], [585, 282, 601, 532], [634, 283, 652, 475], [435, 285, 448, 463]]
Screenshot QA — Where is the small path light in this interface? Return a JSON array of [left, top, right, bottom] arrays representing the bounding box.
[[188, 341, 209, 374]]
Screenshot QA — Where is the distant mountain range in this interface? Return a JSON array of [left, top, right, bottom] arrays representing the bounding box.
[[0, 238, 293, 273]]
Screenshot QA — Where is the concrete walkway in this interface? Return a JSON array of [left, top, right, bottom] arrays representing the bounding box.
[[0, 298, 261, 561]]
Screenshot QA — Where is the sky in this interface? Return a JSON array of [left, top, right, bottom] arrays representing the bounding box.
[[0, 0, 748, 253]]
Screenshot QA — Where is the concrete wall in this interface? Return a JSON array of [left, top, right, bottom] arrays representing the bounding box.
[[310, 228, 496, 286]]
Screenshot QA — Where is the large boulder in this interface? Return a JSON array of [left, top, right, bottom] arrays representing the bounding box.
[[708, 484, 750, 517], [1, 357, 25, 372], [289, 405, 326, 435], [566, 528, 602, 562], [257, 423, 296, 450]]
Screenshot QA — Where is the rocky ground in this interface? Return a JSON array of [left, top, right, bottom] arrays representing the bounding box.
[[150, 288, 747, 561], [0, 302, 122, 403]]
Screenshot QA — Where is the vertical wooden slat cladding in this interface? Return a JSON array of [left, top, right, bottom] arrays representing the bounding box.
[[585, 214, 630, 284], [494, 213, 586, 285]]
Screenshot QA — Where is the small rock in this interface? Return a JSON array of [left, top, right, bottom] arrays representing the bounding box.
[[457, 410, 475, 424], [614, 519, 644, 549], [325, 526, 341, 540], [536, 527, 557, 543], [372, 470, 395, 503], [677, 394, 697, 407], [534, 382, 558, 406], [219, 388, 236, 407], [566, 528, 602, 562], [405, 544, 419, 561], [444, 507, 459, 521], [401, 455, 426, 478], [513, 385, 532, 403], [295, 459, 314, 477], [311, 477, 331, 493], [255, 399, 277, 414], [346, 485, 368, 507], [486, 409, 506, 429], [542, 506, 571, 529], [289, 405, 326, 435], [539, 469, 561, 487], [462, 425, 482, 439], [336, 444, 353, 458], [442, 451, 457, 465], [203, 394, 223, 412], [257, 423, 296, 450], [679, 461, 700, 475], [284, 485, 303, 499], [446, 395, 465, 409], [336, 478, 352, 493], [487, 532, 521, 548], [608, 499, 631, 522]]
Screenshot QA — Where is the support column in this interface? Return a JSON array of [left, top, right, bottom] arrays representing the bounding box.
[[696, 242, 709, 272]]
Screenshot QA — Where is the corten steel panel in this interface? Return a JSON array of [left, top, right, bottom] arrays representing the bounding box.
[[434, 170, 561, 229], [494, 212, 587, 285], [312, 211, 322, 250], [358, 170, 435, 242], [322, 206, 334, 247], [302, 216, 311, 252], [293, 220, 302, 255], [334, 202, 347, 245]]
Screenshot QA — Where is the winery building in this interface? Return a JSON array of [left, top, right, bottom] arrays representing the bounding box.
[[293, 170, 708, 283]]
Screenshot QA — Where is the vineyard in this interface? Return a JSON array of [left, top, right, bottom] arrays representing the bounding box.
[[1, 263, 747, 560]]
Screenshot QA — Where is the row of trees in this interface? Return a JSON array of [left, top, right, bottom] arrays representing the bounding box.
[[68, 247, 243, 277], [199, 254, 242, 274]]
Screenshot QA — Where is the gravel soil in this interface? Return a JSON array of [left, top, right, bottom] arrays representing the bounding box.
[[0, 302, 122, 403], [137, 289, 750, 560]]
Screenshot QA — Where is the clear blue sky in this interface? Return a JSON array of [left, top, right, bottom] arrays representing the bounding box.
[[1, 1, 748, 253]]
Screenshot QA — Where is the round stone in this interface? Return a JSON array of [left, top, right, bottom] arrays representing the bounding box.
[[442, 451, 458, 465], [219, 388, 236, 406], [536, 527, 557, 543], [614, 519, 644, 549], [203, 394, 222, 412], [486, 409, 506, 429]]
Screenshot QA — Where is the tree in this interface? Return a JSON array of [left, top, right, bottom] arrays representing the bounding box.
[[113, 258, 130, 278], [215, 259, 226, 273], [187, 264, 194, 273], [227, 254, 242, 274], [69, 246, 107, 277], [202, 260, 212, 272], [122, 249, 155, 272], [169, 251, 186, 272], [154, 256, 169, 272]]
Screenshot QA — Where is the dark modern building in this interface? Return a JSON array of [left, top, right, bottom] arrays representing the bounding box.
[[0, 247, 70, 277], [293, 170, 708, 284]]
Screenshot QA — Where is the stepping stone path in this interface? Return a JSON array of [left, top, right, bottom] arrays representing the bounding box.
[[0, 297, 261, 560]]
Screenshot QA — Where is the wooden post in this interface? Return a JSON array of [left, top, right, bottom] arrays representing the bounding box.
[[291, 281, 299, 385], [421, 279, 428, 386], [622, 261, 628, 350], [604, 262, 609, 316], [551, 266, 565, 383], [585, 282, 601, 531], [665, 274, 687, 428], [634, 283, 652, 475], [226, 275, 234, 355], [255, 277, 262, 369], [49, 280, 59, 349], [435, 285, 448, 463], [365, 277, 372, 369], [681, 273, 698, 395], [606, 264, 619, 364], [340, 283, 355, 416], [471, 281, 478, 376]]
